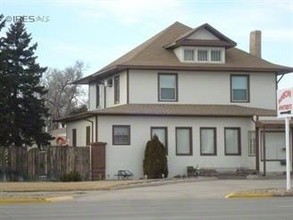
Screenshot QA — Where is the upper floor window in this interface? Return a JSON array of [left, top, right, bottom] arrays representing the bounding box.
[[96, 85, 100, 108], [211, 50, 221, 61], [184, 49, 194, 61], [158, 73, 178, 102], [182, 47, 224, 63], [114, 75, 120, 104], [231, 75, 249, 102], [197, 49, 208, 62]]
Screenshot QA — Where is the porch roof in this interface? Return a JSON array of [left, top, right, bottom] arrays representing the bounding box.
[[57, 104, 276, 122]]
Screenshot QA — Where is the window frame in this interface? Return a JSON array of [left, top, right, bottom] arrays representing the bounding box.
[[86, 126, 91, 145], [230, 74, 250, 103], [200, 127, 217, 156], [158, 73, 178, 102], [72, 128, 77, 147], [96, 85, 100, 108], [114, 75, 120, 104], [150, 127, 168, 155], [175, 127, 193, 156], [112, 125, 131, 145], [224, 127, 241, 156]]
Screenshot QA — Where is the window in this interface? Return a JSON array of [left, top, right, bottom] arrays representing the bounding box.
[[211, 50, 221, 61], [200, 128, 217, 155], [86, 126, 91, 145], [72, 129, 77, 147], [113, 125, 130, 145], [231, 75, 249, 102], [151, 127, 168, 154], [158, 73, 178, 101], [248, 131, 256, 156], [114, 76, 120, 104], [176, 127, 192, 155], [197, 50, 208, 61], [184, 49, 194, 61], [225, 128, 241, 155], [96, 85, 100, 108]]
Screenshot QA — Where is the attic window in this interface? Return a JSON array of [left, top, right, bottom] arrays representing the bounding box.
[[211, 50, 221, 61], [184, 49, 194, 61], [197, 50, 208, 61]]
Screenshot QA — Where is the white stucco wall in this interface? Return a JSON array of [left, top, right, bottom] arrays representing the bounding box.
[[66, 116, 96, 146], [97, 115, 255, 179], [129, 69, 276, 109]]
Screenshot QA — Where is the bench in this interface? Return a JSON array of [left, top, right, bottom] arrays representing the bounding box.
[[115, 170, 133, 180]]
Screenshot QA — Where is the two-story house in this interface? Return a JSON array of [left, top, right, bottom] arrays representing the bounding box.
[[59, 22, 293, 179]]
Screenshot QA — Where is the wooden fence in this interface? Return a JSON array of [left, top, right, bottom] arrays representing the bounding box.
[[0, 146, 90, 181]]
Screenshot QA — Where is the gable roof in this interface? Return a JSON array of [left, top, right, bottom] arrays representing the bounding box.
[[57, 104, 276, 122], [164, 23, 237, 49], [76, 22, 293, 84]]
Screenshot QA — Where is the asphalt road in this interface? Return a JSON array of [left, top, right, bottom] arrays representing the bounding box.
[[1, 179, 293, 220]]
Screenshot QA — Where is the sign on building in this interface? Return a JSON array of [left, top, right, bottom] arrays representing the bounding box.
[[277, 88, 293, 118]]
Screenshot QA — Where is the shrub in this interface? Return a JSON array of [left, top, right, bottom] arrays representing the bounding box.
[[143, 135, 168, 179], [60, 171, 82, 182]]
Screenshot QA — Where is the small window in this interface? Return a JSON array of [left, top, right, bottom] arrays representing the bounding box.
[[225, 128, 241, 155], [96, 85, 100, 108], [200, 128, 217, 155], [197, 50, 208, 61], [248, 131, 256, 156], [184, 49, 194, 61], [176, 127, 192, 155], [113, 125, 130, 145], [114, 76, 120, 104], [231, 75, 249, 102], [151, 127, 168, 154], [72, 129, 77, 147], [158, 73, 178, 101], [211, 50, 221, 61], [86, 126, 91, 145]]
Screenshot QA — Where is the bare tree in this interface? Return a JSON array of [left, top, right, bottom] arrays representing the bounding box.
[[43, 61, 87, 131]]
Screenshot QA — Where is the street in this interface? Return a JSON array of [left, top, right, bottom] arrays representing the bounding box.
[[1, 179, 293, 220]]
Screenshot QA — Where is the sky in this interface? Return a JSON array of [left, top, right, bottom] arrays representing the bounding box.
[[1, 0, 293, 89]]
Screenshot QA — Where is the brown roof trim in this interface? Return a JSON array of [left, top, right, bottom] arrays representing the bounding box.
[[256, 120, 293, 128], [58, 104, 276, 122]]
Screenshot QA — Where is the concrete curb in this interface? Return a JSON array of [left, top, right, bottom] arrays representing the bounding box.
[[0, 196, 74, 204], [225, 192, 274, 199], [45, 196, 74, 202]]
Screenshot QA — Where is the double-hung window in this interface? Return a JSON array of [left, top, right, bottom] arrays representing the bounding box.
[[231, 75, 249, 102], [184, 49, 194, 61], [151, 127, 168, 154], [211, 50, 222, 62], [158, 73, 178, 101], [197, 49, 208, 62], [176, 127, 192, 155], [113, 125, 130, 145], [225, 128, 241, 155], [200, 128, 217, 155]]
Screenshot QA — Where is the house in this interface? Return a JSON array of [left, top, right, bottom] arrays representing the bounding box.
[[59, 22, 293, 179]]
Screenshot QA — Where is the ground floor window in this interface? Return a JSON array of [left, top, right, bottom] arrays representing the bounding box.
[[176, 127, 192, 155], [225, 127, 241, 155], [72, 128, 77, 147], [200, 127, 217, 155], [113, 125, 130, 145], [151, 127, 168, 154]]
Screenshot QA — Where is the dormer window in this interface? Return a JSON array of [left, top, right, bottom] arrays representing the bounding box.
[[181, 47, 225, 63], [184, 49, 194, 61], [197, 49, 208, 62]]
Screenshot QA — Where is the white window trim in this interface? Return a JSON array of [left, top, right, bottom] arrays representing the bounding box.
[[181, 47, 225, 64]]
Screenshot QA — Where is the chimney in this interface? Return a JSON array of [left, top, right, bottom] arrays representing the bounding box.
[[250, 30, 262, 58]]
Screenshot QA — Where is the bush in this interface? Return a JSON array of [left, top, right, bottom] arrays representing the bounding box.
[[60, 171, 82, 182], [143, 135, 168, 179]]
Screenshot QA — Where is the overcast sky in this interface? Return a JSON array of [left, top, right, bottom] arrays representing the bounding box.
[[1, 0, 293, 88]]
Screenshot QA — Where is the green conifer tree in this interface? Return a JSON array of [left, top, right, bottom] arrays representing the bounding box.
[[143, 135, 168, 179], [0, 18, 52, 147]]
